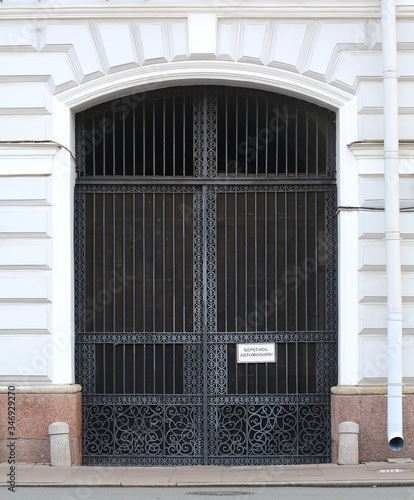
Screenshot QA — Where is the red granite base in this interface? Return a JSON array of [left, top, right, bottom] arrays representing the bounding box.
[[0, 390, 81, 465], [332, 393, 414, 462]]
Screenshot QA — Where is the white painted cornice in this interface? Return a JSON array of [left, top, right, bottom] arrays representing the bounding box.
[[57, 60, 353, 112], [0, 1, 387, 20]]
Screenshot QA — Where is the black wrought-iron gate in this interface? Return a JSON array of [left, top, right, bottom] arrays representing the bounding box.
[[75, 86, 337, 466]]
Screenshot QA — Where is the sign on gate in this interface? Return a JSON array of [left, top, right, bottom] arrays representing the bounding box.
[[237, 343, 276, 363]]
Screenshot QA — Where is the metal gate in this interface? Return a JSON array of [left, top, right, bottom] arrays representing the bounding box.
[[75, 86, 337, 466]]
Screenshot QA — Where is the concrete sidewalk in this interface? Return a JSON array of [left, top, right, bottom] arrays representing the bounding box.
[[2, 461, 414, 487]]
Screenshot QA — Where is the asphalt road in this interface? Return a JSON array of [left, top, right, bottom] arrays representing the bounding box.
[[6, 487, 414, 500]]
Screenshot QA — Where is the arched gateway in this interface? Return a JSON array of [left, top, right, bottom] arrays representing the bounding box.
[[74, 86, 337, 466]]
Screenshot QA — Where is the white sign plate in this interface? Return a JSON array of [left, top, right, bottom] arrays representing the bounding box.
[[237, 343, 276, 363]]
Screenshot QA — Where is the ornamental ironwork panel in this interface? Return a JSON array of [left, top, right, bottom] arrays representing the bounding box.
[[75, 86, 337, 466]]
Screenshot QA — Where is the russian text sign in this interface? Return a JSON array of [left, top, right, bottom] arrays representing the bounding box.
[[236, 343, 276, 363]]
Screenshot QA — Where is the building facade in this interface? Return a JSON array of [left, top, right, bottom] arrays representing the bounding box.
[[0, 0, 414, 466]]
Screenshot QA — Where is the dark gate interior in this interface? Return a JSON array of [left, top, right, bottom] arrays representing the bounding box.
[[75, 86, 337, 465]]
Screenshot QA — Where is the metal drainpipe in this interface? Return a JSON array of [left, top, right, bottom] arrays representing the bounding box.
[[382, 0, 404, 450]]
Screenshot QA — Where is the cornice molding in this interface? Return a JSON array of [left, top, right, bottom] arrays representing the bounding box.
[[0, 1, 388, 21]]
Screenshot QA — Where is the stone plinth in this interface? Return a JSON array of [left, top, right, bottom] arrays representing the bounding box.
[[0, 385, 82, 465], [332, 386, 414, 463]]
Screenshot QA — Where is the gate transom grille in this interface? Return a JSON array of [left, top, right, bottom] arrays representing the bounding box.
[[75, 86, 337, 466]]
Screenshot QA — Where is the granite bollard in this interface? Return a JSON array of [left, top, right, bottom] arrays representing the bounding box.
[[338, 421, 359, 465], [48, 422, 71, 466]]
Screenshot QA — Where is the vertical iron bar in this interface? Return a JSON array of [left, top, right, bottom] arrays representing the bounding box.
[[92, 115, 96, 177], [245, 97, 248, 176], [285, 105, 288, 176], [295, 191, 298, 332], [163, 193, 166, 333], [112, 342, 116, 458], [133, 344, 136, 394], [103, 113, 106, 176], [315, 192, 319, 330], [163, 341, 166, 398], [102, 193, 106, 333], [325, 120, 329, 176], [225, 95, 228, 177], [264, 191, 268, 333], [274, 192, 278, 334], [132, 101, 136, 177], [172, 193, 176, 333], [306, 342, 309, 395], [274, 191, 278, 394], [265, 100, 268, 176], [284, 192, 288, 331], [143, 343, 146, 394], [295, 341, 298, 395], [254, 191, 258, 393], [153, 193, 156, 332], [143, 193, 146, 332], [163, 98, 166, 177], [183, 96, 186, 175], [235, 97, 238, 178], [143, 102, 146, 177], [254, 192, 257, 332], [182, 193, 186, 331], [234, 193, 238, 333], [306, 113, 309, 177], [153, 344, 156, 393], [295, 108, 298, 176], [123, 107, 126, 177], [234, 193, 239, 394], [264, 190, 269, 395], [315, 116, 319, 177], [113, 193, 116, 333], [245, 190, 248, 395], [173, 96, 176, 177], [153, 101, 156, 176], [123, 344, 126, 393], [132, 194, 136, 333], [225, 192, 228, 332], [112, 338, 116, 396], [255, 98, 259, 177], [244, 191, 248, 330], [305, 193, 308, 331], [285, 342, 288, 395], [304, 192, 309, 394], [173, 343, 176, 394], [123, 193, 126, 333], [276, 103, 279, 175], [92, 193, 96, 333], [112, 109, 116, 176]]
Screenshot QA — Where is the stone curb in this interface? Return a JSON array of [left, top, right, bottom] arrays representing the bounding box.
[[8, 480, 414, 488]]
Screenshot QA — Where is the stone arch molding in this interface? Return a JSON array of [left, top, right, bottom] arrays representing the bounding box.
[[59, 61, 352, 113], [1, 14, 386, 114]]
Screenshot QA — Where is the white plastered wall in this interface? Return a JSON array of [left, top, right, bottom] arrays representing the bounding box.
[[0, 1, 413, 386]]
